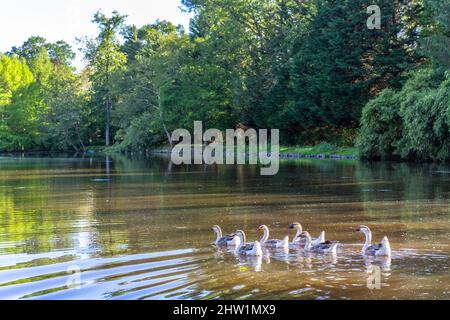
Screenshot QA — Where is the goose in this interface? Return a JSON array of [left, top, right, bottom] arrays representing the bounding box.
[[289, 222, 326, 247], [299, 231, 339, 254], [235, 230, 263, 257], [212, 225, 241, 247], [258, 225, 289, 249], [356, 225, 392, 257]]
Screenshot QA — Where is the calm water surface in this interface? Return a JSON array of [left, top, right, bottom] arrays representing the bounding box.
[[0, 155, 449, 300]]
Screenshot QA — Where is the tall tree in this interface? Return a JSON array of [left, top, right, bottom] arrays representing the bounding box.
[[81, 11, 127, 146], [0, 54, 34, 106], [421, 0, 450, 68], [0, 54, 35, 151], [287, 0, 420, 143], [113, 22, 191, 150], [9, 36, 75, 68]]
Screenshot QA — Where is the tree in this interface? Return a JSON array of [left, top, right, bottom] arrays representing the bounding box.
[[0, 54, 34, 105], [113, 22, 191, 151], [81, 11, 127, 147], [356, 89, 403, 160], [288, 0, 420, 141], [1, 83, 43, 151], [42, 72, 91, 153], [9, 36, 75, 68], [421, 0, 450, 68], [357, 68, 450, 161], [0, 54, 35, 151]]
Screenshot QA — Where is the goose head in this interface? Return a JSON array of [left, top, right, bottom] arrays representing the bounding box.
[[212, 225, 222, 235], [289, 222, 302, 230], [299, 231, 312, 240], [257, 225, 269, 232], [356, 225, 372, 236]]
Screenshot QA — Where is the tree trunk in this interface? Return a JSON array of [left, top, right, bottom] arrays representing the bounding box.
[[157, 91, 172, 148], [105, 58, 111, 147], [105, 96, 111, 146]]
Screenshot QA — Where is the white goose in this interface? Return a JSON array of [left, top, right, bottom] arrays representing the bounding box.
[[212, 225, 241, 247], [235, 230, 263, 257], [258, 225, 289, 249], [289, 222, 326, 247], [357, 225, 392, 257], [300, 231, 339, 254]]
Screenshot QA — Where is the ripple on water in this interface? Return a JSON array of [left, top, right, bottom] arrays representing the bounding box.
[[0, 245, 448, 300], [0, 249, 213, 300]]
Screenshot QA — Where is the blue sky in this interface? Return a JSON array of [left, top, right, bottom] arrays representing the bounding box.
[[0, 0, 193, 68]]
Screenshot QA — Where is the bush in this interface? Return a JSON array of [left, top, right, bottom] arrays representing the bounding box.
[[111, 112, 166, 153], [357, 69, 450, 161], [356, 89, 403, 160], [399, 79, 450, 161]]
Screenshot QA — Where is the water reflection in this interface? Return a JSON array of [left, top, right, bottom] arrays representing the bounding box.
[[0, 155, 449, 299]]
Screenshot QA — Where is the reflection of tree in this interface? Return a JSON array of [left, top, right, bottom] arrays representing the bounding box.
[[0, 157, 99, 256], [355, 162, 450, 216], [355, 162, 450, 246]]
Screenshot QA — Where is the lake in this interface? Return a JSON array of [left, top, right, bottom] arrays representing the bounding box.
[[0, 155, 449, 300]]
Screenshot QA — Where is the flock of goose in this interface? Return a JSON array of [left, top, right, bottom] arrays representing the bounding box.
[[212, 223, 392, 257]]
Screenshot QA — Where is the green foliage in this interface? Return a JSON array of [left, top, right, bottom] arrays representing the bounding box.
[[421, 0, 450, 68], [288, 0, 420, 134], [81, 10, 127, 147], [9, 36, 75, 66], [0, 83, 44, 151], [41, 70, 91, 152], [0, 54, 36, 151], [398, 76, 450, 160], [0, 54, 34, 105], [112, 112, 166, 152], [356, 89, 403, 160], [0, 47, 88, 152], [1, 3, 449, 161], [357, 69, 450, 161]]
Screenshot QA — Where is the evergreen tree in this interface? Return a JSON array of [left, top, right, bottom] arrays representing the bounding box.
[[421, 0, 450, 68], [288, 0, 420, 143]]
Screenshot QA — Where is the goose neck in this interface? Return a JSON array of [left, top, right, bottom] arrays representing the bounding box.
[[260, 226, 269, 243]]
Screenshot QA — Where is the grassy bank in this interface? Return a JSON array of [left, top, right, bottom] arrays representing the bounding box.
[[279, 144, 358, 158], [3, 143, 358, 160], [146, 143, 358, 160]]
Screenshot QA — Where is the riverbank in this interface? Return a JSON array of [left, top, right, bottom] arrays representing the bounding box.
[[148, 144, 359, 160], [279, 145, 358, 160], [1, 144, 359, 160]]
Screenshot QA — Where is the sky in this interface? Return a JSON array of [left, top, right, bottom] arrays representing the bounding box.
[[0, 0, 193, 69]]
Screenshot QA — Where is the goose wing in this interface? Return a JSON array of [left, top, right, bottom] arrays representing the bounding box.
[[265, 239, 282, 245], [217, 234, 237, 245], [365, 243, 382, 254], [316, 241, 333, 250], [240, 243, 255, 252], [314, 241, 339, 253]]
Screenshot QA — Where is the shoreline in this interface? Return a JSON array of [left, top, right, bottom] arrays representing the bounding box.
[[0, 144, 360, 161], [148, 147, 359, 161]]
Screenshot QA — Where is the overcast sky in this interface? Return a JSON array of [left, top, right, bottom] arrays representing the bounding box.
[[0, 0, 193, 68]]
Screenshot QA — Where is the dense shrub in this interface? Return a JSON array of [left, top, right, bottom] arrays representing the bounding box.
[[400, 79, 450, 161], [111, 112, 166, 153], [357, 69, 450, 161], [356, 90, 403, 160]]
